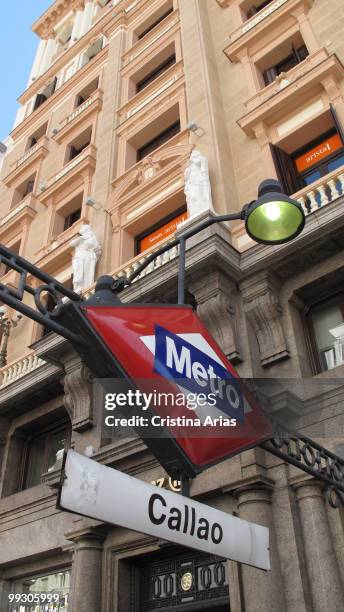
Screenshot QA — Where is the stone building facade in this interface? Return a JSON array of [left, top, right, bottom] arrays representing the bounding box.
[[0, 0, 344, 610]]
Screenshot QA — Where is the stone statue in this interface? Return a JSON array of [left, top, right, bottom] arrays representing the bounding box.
[[70, 224, 101, 293], [184, 150, 214, 218]]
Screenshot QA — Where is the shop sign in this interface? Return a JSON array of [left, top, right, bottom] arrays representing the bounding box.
[[83, 305, 272, 475], [295, 133, 342, 172], [59, 450, 270, 570], [138, 211, 188, 253]]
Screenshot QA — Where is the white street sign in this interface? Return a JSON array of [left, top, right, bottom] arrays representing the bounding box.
[[59, 450, 270, 570]]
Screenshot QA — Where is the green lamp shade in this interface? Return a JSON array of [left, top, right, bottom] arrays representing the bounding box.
[[245, 197, 305, 245]]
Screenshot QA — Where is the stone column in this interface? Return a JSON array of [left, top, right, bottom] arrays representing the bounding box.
[[235, 483, 286, 612], [27, 38, 47, 84], [40, 37, 57, 74], [68, 528, 106, 612], [0, 579, 11, 611], [71, 6, 85, 42], [80, 0, 94, 37], [294, 480, 344, 611]]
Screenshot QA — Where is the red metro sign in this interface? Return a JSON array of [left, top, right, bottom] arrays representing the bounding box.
[[80, 304, 272, 477]]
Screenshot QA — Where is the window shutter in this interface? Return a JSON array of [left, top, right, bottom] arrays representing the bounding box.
[[263, 67, 278, 86], [330, 104, 344, 144], [270, 144, 301, 195], [33, 93, 47, 111], [296, 45, 309, 62], [247, 6, 258, 18]]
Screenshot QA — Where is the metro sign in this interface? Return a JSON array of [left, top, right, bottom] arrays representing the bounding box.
[[73, 304, 272, 477]]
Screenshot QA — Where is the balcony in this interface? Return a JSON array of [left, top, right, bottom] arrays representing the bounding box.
[[118, 61, 184, 125], [121, 9, 180, 68], [244, 48, 328, 112], [2, 136, 49, 187], [0, 193, 37, 234], [84, 235, 180, 299], [0, 351, 45, 389], [224, 0, 313, 59], [293, 165, 344, 214], [231, 164, 344, 251], [39, 144, 97, 204], [238, 53, 344, 136], [53, 89, 103, 143], [34, 215, 89, 268]]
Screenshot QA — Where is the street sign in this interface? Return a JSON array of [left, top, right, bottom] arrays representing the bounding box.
[[81, 304, 272, 475], [58, 450, 270, 570]]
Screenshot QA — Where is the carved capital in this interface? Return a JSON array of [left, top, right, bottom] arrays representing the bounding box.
[[63, 359, 94, 431], [240, 271, 289, 366], [188, 272, 241, 363]]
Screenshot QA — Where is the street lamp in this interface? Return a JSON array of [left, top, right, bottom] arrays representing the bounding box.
[[0, 307, 22, 367], [244, 179, 305, 245], [115, 179, 305, 303]]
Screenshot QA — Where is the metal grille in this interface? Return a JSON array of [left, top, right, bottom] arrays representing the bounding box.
[[134, 550, 230, 611]]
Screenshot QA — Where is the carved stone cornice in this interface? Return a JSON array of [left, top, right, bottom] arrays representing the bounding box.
[[240, 271, 289, 366], [33, 0, 86, 39], [188, 271, 241, 364], [63, 357, 94, 431]]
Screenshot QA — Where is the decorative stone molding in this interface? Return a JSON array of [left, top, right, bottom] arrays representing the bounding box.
[[188, 271, 241, 364], [109, 130, 192, 210], [240, 271, 289, 366], [33, 0, 86, 38], [63, 358, 94, 431]]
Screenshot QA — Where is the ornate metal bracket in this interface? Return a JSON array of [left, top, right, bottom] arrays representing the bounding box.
[[262, 429, 344, 508], [0, 243, 344, 507], [0, 243, 85, 346]]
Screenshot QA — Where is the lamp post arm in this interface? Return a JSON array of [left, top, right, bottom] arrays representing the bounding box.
[[120, 211, 244, 298]]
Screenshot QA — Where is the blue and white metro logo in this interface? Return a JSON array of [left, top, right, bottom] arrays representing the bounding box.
[[140, 325, 246, 423]]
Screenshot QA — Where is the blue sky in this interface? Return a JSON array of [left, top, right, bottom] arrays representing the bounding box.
[[0, 2, 52, 141]]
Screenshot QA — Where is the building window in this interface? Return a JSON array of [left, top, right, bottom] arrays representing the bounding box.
[[272, 123, 344, 197], [11, 173, 36, 208], [26, 122, 48, 150], [136, 208, 187, 254], [67, 127, 92, 161], [293, 131, 344, 187], [11, 568, 71, 609], [308, 294, 344, 372], [245, 0, 275, 19], [81, 38, 103, 68], [23, 421, 71, 489], [136, 54, 176, 93], [51, 192, 83, 237], [75, 77, 99, 107], [64, 207, 81, 230], [137, 121, 180, 161], [262, 44, 309, 86], [136, 3, 173, 40], [33, 77, 58, 111]]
